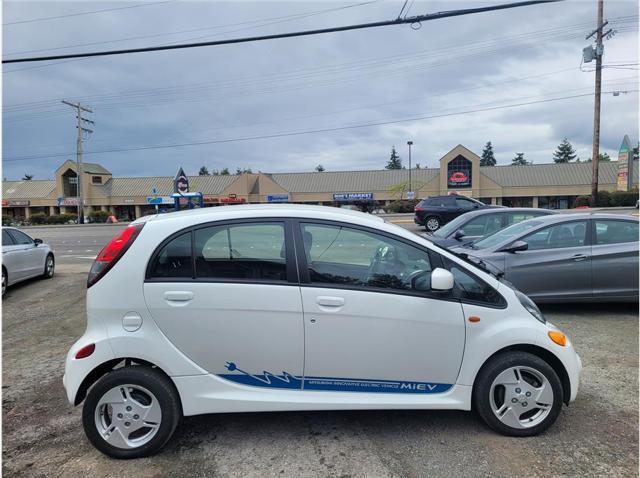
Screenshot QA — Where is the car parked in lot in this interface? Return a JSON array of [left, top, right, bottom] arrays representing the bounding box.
[[414, 195, 500, 232], [64, 205, 581, 458], [423, 208, 556, 249], [2, 227, 55, 295], [452, 214, 639, 303]]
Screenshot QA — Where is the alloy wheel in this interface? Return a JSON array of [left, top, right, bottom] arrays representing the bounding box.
[[46, 256, 54, 277], [94, 384, 162, 449], [489, 366, 553, 429], [426, 218, 440, 231]]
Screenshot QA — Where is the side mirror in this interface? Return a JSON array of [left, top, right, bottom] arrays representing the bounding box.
[[499, 240, 528, 253], [431, 268, 455, 291], [453, 229, 465, 240], [34, 238, 43, 246]]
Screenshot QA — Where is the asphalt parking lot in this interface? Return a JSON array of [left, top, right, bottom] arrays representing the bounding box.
[[3, 219, 638, 477]]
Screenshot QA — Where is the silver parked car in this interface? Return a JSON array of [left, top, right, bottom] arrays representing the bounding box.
[[2, 227, 55, 296], [452, 214, 639, 303]]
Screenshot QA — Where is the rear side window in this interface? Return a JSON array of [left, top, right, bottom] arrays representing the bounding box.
[[506, 212, 542, 225], [523, 221, 588, 250], [455, 198, 475, 210], [2, 230, 14, 246], [149, 232, 193, 278], [594, 220, 638, 245], [194, 222, 287, 281]]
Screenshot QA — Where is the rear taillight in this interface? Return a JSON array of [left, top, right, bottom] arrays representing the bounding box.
[[88, 223, 145, 288], [415, 207, 424, 212]]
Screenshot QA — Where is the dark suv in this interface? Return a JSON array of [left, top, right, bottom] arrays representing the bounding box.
[[414, 195, 497, 231]]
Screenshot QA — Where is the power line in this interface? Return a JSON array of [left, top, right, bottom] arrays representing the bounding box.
[[6, 90, 635, 163], [2, 0, 563, 64], [4, 1, 380, 56], [3, 1, 174, 26]]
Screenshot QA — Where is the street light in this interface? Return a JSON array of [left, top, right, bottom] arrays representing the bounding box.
[[407, 141, 413, 198]]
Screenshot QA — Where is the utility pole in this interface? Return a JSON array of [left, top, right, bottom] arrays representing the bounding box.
[[62, 101, 93, 223], [407, 141, 413, 197], [588, 0, 604, 206]]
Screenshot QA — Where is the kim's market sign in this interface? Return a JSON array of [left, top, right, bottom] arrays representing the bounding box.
[[333, 192, 373, 201]]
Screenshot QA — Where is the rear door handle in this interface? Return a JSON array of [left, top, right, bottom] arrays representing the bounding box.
[[164, 291, 194, 304], [316, 296, 345, 307], [572, 254, 589, 262]]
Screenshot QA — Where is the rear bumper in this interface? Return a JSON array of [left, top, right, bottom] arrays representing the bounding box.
[[414, 214, 424, 225]]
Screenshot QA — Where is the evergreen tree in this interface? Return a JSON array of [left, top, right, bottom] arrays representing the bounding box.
[[22, 173, 33, 180], [480, 141, 496, 166], [415, 163, 421, 169], [385, 146, 402, 169], [198, 166, 210, 176], [511, 153, 529, 166], [586, 153, 611, 162], [553, 138, 578, 163], [315, 164, 325, 172], [220, 168, 230, 175]]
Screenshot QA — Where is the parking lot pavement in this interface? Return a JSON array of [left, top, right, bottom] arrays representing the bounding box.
[[2, 221, 638, 477]]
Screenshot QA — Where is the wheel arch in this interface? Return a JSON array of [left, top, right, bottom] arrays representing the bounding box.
[[472, 344, 571, 405], [74, 357, 182, 410]]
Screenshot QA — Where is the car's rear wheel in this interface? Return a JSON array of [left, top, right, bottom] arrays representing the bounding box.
[[43, 254, 55, 279], [425, 216, 441, 232], [82, 367, 181, 459], [2, 268, 7, 296], [473, 352, 563, 436]]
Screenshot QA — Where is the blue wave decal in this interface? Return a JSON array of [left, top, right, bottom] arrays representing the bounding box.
[[219, 362, 451, 394]]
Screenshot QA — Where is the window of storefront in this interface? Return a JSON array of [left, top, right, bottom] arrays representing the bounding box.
[[447, 155, 472, 189], [502, 197, 533, 208], [538, 196, 578, 209]]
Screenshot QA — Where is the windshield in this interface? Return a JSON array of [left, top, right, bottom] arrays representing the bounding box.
[[433, 214, 469, 238], [472, 219, 543, 250]]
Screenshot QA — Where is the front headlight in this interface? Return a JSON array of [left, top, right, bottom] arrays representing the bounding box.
[[515, 290, 546, 324]]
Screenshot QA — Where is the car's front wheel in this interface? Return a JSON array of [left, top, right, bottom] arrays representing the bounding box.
[[82, 367, 181, 459], [2, 268, 7, 296], [425, 216, 441, 232], [473, 351, 563, 436], [43, 254, 55, 279]]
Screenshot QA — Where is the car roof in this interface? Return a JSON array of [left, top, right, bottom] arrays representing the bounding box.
[[522, 212, 639, 225], [135, 203, 385, 226], [456, 207, 556, 218]]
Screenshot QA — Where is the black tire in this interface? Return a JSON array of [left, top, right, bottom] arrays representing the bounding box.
[[42, 254, 55, 279], [82, 367, 181, 459], [424, 216, 441, 232], [2, 268, 7, 296], [473, 351, 563, 437]]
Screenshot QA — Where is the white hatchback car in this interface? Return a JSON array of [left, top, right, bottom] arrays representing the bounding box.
[[64, 205, 581, 458], [2, 227, 55, 295]]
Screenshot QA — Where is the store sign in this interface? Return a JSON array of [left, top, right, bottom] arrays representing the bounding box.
[[267, 194, 289, 203], [146, 196, 173, 205], [174, 167, 189, 195], [220, 197, 246, 203], [203, 195, 219, 204], [448, 171, 470, 187], [57, 197, 83, 206], [333, 192, 373, 201], [3, 200, 30, 207], [617, 135, 632, 191]]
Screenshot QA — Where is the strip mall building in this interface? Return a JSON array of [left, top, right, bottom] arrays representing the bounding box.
[[3, 145, 638, 221]]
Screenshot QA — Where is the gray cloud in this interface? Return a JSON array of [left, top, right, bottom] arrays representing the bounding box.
[[3, 0, 638, 180]]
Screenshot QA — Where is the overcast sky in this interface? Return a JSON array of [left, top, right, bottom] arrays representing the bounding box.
[[2, 0, 638, 180]]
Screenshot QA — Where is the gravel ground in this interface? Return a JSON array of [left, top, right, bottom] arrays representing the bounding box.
[[2, 263, 638, 477]]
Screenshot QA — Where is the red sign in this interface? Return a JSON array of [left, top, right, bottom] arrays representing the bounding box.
[[449, 171, 469, 183], [203, 195, 219, 203], [220, 197, 246, 203]]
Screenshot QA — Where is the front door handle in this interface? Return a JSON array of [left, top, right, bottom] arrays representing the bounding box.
[[164, 291, 194, 304], [316, 296, 345, 307], [572, 254, 589, 262]]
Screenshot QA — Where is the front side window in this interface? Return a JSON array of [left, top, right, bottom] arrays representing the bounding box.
[[301, 223, 432, 292], [461, 214, 502, 237], [442, 257, 505, 306], [194, 222, 287, 281], [523, 220, 588, 250], [594, 220, 638, 245], [473, 219, 543, 250], [506, 212, 541, 225], [7, 229, 33, 245]]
